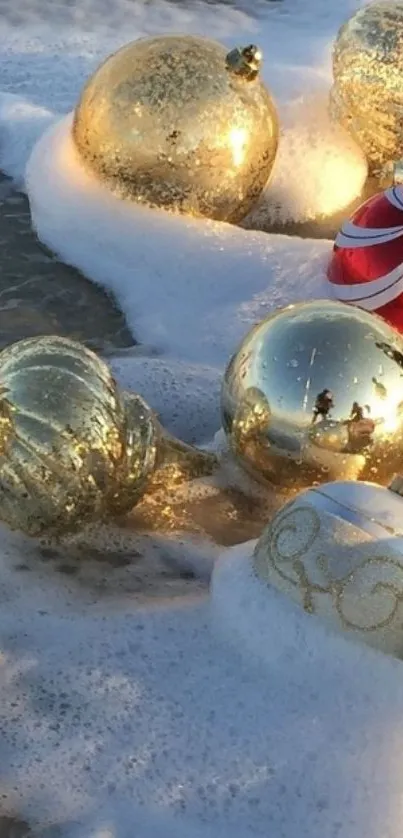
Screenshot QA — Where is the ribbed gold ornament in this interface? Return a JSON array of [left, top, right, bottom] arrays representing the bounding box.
[[0, 336, 216, 538], [72, 35, 279, 223]]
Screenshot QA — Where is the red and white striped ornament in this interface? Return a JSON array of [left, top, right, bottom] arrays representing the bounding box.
[[327, 185, 403, 332]]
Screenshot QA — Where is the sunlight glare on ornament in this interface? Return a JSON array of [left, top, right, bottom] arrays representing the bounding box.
[[228, 127, 248, 168]]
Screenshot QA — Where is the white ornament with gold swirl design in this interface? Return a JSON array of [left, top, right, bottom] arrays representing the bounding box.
[[253, 479, 403, 658]]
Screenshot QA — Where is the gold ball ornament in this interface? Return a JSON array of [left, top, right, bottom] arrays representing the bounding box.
[[0, 335, 216, 538], [221, 300, 403, 493], [330, 1, 403, 173], [253, 477, 403, 658], [72, 35, 279, 223]]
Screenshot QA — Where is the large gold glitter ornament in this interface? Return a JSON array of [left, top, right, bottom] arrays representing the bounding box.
[[0, 335, 216, 538], [330, 1, 403, 174], [253, 477, 403, 658], [221, 300, 403, 493], [72, 35, 279, 223]]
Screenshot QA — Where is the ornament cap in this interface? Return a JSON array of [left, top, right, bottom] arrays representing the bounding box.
[[148, 419, 218, 493], [121, 390, 217, 497], [122, 391, 217, 496], [225, 44, 262, 81]]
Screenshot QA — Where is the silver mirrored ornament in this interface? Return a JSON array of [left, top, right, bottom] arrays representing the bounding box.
[[253, 476, 403, 658], [330, 1, 403, 174], [72, 35, 279, 223], [221, 300, 403, 493], [0, 335, 215, 538]]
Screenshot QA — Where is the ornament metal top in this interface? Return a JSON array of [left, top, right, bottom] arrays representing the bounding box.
[[0, 335, 215, 538], [253, 476, 403, 658], [330, 1, 403, 173], [72, 35, 279, 223], [221, 300, 403, 493]]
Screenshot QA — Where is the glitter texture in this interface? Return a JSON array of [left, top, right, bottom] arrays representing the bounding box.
[[330, 1, 403, 173], [72, 35, 279, 223]]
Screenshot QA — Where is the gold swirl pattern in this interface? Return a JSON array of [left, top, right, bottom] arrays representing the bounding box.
[[253, 501, 403, 636]]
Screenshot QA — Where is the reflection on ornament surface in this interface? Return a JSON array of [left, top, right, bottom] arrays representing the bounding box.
[[72, 35, 278, 223], [253, 478, 403, 657], [0, 336, 216, 538], [330, 1, 403, 172], [328, 184, 403, 332], [221, 300, 403, 493]]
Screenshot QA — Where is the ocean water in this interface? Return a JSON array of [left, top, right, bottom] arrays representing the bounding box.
[[3, 2, 403, 838], [0, 179, 134, 352]]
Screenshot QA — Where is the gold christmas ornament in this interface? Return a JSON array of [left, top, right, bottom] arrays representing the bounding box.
[[221, 300, 403, 493], [0, 335, 216, 538], [330, 1, 403, 174], [72, 35, 279, 223], [253, 478, 403, 658]]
